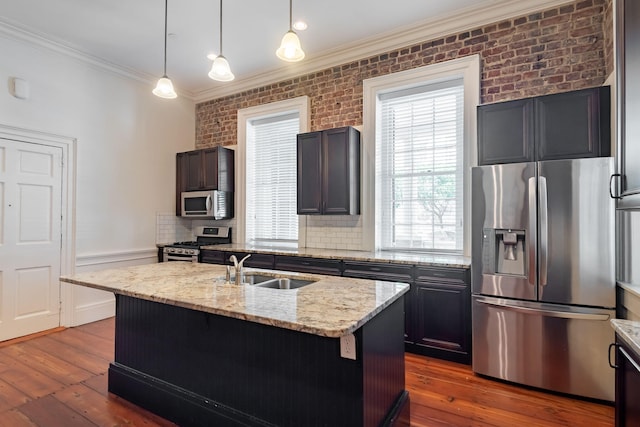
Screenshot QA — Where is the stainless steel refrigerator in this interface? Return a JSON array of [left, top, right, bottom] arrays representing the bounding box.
[[471, 157, 615, 402]]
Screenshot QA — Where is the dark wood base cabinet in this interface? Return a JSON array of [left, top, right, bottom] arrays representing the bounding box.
[[405, 267, 471, 364], [615, 335, 640, 427], [109, 295, 409, 427]]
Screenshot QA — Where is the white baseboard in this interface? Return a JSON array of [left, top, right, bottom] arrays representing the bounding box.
[[71, 299, 115, 326], [63, 248, 157, 327]]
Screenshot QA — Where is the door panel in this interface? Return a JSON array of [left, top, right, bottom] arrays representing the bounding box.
[[471, 163, 536, 300], [538, 158, 615, 307], [0, 138, 62, 341]]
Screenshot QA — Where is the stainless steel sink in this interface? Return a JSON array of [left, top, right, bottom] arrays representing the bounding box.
[[253, 277, 315, 289], [242, 274, 278, 285]]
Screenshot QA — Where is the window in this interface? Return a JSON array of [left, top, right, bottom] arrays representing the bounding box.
[[245, 113, 299, 246], [378, 80, 464, 252], [363, 55, 479, 255]]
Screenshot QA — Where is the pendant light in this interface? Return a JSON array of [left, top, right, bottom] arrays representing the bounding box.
[[208, 0, 234, 82], [276, 0, 305, 62], [153, 0, 177, 98]]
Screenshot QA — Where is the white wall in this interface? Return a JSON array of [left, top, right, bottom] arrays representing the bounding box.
[[0, 33, 195, 326]]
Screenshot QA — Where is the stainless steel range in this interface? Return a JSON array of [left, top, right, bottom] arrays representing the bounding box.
[[163, 226, 231, 262]]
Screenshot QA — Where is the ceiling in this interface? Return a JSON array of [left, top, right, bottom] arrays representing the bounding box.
[[0, 0, 568, 100]]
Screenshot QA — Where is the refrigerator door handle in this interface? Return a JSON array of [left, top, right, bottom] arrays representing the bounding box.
[[527, 177, 537, 287], [538, 176, 548, 287], [475, 297, 611, 321]]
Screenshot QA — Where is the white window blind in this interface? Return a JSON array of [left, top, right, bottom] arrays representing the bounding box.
[[246, 113, 299, 246], [378, 79, 464, 253]]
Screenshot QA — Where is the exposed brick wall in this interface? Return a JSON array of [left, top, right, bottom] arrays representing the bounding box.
[[196, 0, 610, 149], [603, 0, 615, 78]]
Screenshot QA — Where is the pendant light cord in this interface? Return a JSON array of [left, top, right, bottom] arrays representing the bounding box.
[[289, 0, 292, 30], [163, 0, 168, 77], [219, 0, 223, 55]]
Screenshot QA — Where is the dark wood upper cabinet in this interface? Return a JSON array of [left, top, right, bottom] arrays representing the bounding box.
[[616, 0, 640, 208], [175, 147, 234, 215], [297, 126, 360, 215], [477, 98, 535, 165], [477, 86, 611, 165]]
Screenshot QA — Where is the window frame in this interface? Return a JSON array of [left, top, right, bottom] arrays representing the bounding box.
[[362, 55, 479, 256], [236, 96, 310, 246]]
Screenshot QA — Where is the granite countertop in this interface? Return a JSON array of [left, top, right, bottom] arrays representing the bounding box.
[[611, 319, 640, 356], [60, 262, 409, 338], [200, 243, 471, 269]]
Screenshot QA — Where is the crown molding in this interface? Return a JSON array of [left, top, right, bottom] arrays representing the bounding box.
[[0, 0, 574, 104], [0, 17, 198, 101], [193, 0, 574, 103]]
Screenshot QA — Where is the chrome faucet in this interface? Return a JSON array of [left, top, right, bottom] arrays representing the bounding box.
[[229, 254, 251, 285]]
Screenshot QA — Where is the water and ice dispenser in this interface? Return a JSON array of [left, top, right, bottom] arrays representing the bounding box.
[[481, 228, 526, 276]]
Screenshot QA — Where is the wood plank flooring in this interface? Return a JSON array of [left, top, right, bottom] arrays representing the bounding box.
[[0, 318, 614, 426]]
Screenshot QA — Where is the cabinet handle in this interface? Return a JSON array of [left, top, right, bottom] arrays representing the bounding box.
[[369, 267, 382, 272], [608, 343, 618, 369]]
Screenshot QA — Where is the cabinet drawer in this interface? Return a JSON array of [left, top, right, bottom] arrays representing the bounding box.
[[415, 266, 469, 284], [200, 250, 226, 264], [274, 256, 342, 276], [342, 261, 413, 283]]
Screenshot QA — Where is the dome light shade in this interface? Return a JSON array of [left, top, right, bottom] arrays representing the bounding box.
[[153, 76, 178, 98], [276, 30, 305, 62], [208, 55, 235, 81]]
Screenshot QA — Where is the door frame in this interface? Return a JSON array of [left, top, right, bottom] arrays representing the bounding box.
[[0, 123, 76, 328]]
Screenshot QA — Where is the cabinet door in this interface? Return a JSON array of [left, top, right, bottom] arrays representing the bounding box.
[[536, 87, 610, 161], [323, 127, 359, 214], [411, 266, 471, 364], [176, 153, 189, 215], [616, 339, 640, 427], [297, 132, 323, 214], [413, 281, 470, 360], [617, 0, 640, 208], [185, 151, 203, 191], [477, 99, 535, 165], [202, 148, 219, 189]]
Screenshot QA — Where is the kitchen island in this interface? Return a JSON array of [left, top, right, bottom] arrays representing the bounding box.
[[61, 262, 410, 427]]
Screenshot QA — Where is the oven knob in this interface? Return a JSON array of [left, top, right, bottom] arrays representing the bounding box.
[[188, 249, 196, 255], [176, 248, 183, 254]]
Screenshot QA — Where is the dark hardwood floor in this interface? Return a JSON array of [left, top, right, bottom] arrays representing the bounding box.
[[0, 318, 614, 426]]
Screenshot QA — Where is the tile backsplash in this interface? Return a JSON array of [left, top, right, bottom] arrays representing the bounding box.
[[155, 213, 192, 244], [156, 212, 361, 250], [305, 216, 363, 250]]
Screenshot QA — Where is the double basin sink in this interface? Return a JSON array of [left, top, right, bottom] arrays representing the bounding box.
[[241, 273, 315, 290]]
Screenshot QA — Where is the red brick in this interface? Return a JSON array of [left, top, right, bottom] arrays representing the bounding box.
[[195, 0, 610, 145]]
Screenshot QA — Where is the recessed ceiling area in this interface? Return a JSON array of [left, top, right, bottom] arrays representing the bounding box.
[[0, 0, 569, 99]]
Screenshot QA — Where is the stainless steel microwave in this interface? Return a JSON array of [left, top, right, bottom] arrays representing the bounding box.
[[180, 190, 233, 219]]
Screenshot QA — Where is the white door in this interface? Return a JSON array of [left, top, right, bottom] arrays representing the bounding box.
[[0, 138, 62, 341]]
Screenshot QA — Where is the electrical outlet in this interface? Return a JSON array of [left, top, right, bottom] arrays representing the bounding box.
[[340, 333, 356, 360]]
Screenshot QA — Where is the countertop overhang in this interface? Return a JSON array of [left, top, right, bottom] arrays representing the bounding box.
[[61, 262, 409, 338], [198, 243, 471, 268]]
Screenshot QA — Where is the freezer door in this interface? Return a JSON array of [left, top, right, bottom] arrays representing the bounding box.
[[472, 296, 615, 401], [538, 158, 615, 307], [471, 163, 537, 300]]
